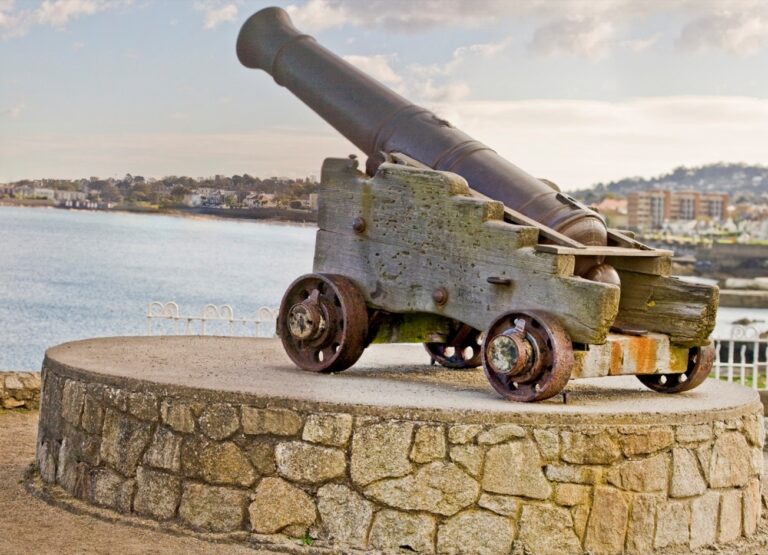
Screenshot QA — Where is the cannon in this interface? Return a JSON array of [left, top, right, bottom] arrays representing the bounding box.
[[236, 7, 719, 401]]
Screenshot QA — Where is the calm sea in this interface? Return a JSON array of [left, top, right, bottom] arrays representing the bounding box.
[[0, 206, 763, 370], [1, 206, 315, 370]]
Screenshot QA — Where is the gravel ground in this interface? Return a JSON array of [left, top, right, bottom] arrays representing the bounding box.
[[0, 410, 278, 555]]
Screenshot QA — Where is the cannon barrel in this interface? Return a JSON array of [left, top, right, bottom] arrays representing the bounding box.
[[236, 7, 610, 273]]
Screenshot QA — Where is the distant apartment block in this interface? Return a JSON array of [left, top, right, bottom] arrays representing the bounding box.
[[32, 187, 56, 200], [627, 190, 728, 229]]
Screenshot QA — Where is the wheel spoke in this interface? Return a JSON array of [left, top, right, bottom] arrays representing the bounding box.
[[424, 327, 482, 369]]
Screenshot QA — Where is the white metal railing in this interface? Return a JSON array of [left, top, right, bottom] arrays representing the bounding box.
[[713, 325, 767, 390], [147, 302, 278, 337]]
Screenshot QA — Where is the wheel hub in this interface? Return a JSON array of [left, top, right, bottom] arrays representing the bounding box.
[[287, 300, 325, 341], [481, 310, 573, 402], [486, 333, 533, 376]]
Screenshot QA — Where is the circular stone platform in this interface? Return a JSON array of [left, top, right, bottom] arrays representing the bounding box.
[[33, 336, 766, 554]]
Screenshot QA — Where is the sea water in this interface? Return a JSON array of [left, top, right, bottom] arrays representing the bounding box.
[[0, 206, 763, 370], [0, 206, 315, 369]]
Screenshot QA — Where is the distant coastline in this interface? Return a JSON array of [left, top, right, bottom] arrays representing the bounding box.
[[0, 199, 318, 226]]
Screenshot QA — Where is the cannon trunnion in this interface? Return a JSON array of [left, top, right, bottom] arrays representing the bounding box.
[[238, 8, 719, 401]]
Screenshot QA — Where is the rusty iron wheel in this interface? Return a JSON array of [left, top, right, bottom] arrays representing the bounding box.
[[277, 273, 368, 373], [424, 326, 483, 369], [637, 343, 715, 394], [481, 311, 573, 402]]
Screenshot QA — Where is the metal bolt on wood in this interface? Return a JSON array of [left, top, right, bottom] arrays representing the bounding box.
[[432, 287, 449, 306], [352, 217, 366, 233]]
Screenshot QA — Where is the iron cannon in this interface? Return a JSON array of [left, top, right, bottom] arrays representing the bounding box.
[[236, 7, 719, 402]]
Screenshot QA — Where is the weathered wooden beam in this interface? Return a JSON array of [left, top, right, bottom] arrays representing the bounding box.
[[571, 333, 689, 379], [388, 153, 661, 261], [389, 152, 586, 249], [606, 255, 672, 277], [535, 245, 673, 257], [614, 271, 719, 346], [314, 230, 619, 345], [319, 159, 573, 277]]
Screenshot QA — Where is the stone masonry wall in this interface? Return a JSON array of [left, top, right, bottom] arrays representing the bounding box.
[[1, 371, 41, 409], [35, 367, 764, 555]]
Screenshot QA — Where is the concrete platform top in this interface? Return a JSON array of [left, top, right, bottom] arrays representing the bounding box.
[[45, 336, 760, 425]]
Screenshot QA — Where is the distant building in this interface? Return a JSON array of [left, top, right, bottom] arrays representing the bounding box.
[[14, 185, 35, 198], [199, 189, 237, 207], [54, 190, 87, 202], [627, 190, 728, 230], [182, 193, 202, 207], [243, 192, 261, 208], [32, 187, 56, 200], [308, 193, 319, 211], [258, 193, 277, 207]]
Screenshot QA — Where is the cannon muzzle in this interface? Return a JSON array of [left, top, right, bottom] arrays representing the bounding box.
[[237, 7, 611, 276]]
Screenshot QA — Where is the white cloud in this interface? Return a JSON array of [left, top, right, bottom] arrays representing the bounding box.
[[194, 1, 237, 30], [415, 80, 471, 103], [453, 38, 511, 59], [425, 95, 768, 188], [283, 0, 768, 58], [0, 0, 131, 39], [286, 0, 348, 31], [0, 0, 28, 37], [343, 38, 509, 103], [284, 0, 641, 59], [679, 4, 768, 55], [529, 16, 617, 60], [37, 0, 102, 27], [411, 37, 511, 79], [343, 54, 403, 88], [4, 97, 766, 189]]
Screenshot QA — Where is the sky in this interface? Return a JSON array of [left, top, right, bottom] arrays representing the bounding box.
[[1, 0, 768, 189]]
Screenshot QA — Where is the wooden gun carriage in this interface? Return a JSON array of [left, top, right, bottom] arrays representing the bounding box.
[[236, 8, 718, 401]]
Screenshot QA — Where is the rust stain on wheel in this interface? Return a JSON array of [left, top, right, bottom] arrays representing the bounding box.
[[277, 273, 368, 373]]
